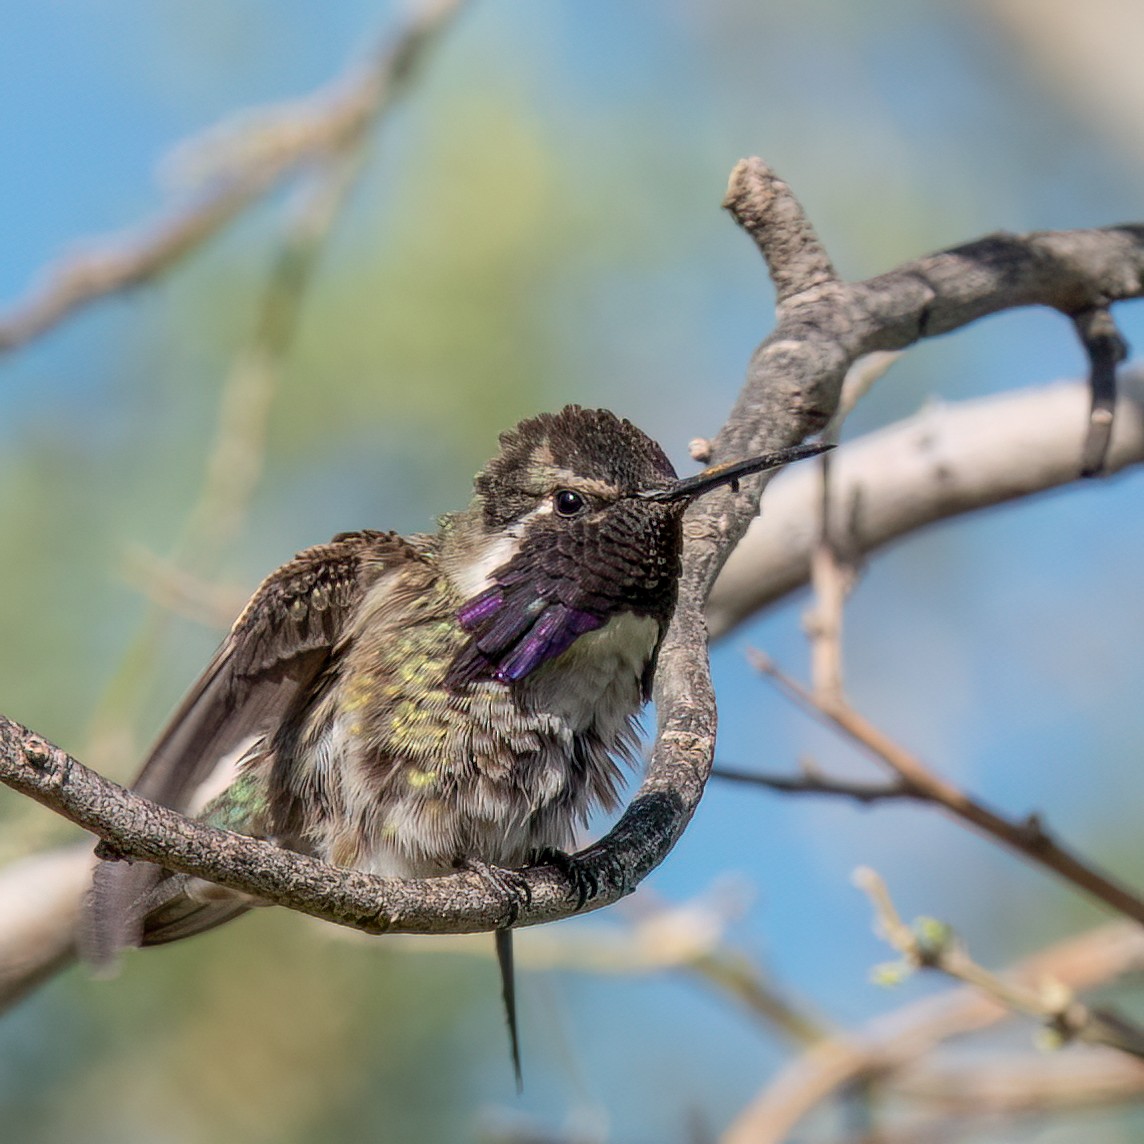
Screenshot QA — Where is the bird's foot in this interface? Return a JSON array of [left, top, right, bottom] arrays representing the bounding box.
[[528, 847, 598, 910], [455, 858, 532, 926]]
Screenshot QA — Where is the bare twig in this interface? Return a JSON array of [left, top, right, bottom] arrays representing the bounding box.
[[723, 162, 839, 304], [1075, 305, 1129, 476], [803, 468, 847, 701], [723, 919, 1144, 1144], [827, 352, 902, 440], [804, 507, 856, 705], [895, 1049, 1144, 1116], [0, 0, 467, 354], [712, 764, 920, 805], [687, 949, 829, 1048], [748, 651, 1144, 925], [804, 352, 900, 701], [120, 546, 245, 630], [825, 1050, 1144, 1144], [854, 866, 1144, 1059], [185, 156, 365, 566]]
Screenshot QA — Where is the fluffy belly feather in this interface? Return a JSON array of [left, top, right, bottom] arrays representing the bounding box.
[[308, 611, 659, 877]]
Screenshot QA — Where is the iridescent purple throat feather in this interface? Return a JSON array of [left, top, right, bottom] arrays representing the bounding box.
[[450, 586, 604, 685]]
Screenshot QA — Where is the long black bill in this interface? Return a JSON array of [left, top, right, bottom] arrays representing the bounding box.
[[639, 440, 833, 503]]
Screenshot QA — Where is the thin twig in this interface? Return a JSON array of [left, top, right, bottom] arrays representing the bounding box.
[[805, 353, 900, 702], [854, 866, 1144, 1059], [0, 0, 467, 354], [804, 518, 855, 705], [748, 650, 1144, 927], [183, 156, 364, 567], [895, 1050, 1144, 1117], [826, 351, 902, 440], [120, 546, 245, 630], [805, 456, 848, 703], [688, 950, 828, 1048], [1075, 305, 1129, 476], [712, 764, 920, 805]]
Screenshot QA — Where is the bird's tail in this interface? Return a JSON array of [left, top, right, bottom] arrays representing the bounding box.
[[495, 927, 522, 1091]]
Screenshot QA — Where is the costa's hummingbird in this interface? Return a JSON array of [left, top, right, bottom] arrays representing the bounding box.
[[88, 406, 826, 1085]]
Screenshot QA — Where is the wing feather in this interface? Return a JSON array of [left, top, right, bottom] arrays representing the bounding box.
[[85, 529, 424, 960]]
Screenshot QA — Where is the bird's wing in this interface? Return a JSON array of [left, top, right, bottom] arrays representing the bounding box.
[[85, 529, 426, 961]]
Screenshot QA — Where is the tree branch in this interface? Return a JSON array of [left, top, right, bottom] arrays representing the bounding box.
[[894, 1050, 1144, 1118], [712, 764, 921, 805], [0, 716, 574, 934], [2, 159, 1143, 951], [707, 366, 1144, 639], [0, 0, 467, 354], [0, 843, 93, 1008], [1075, 305, 1129, 476], [802, 352, 896, 704]]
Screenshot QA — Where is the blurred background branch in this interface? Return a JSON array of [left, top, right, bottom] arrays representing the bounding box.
[[724, 920, 1144, 1143], [853, 865, 1144, 1059], [71, 0, 467, 783], [0, 0, 467, 354]]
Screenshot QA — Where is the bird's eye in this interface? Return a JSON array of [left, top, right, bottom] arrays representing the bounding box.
[[553, 489, 587, 517]]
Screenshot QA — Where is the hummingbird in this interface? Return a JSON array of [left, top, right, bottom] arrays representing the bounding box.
[[87, 405, 827, 1086]]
